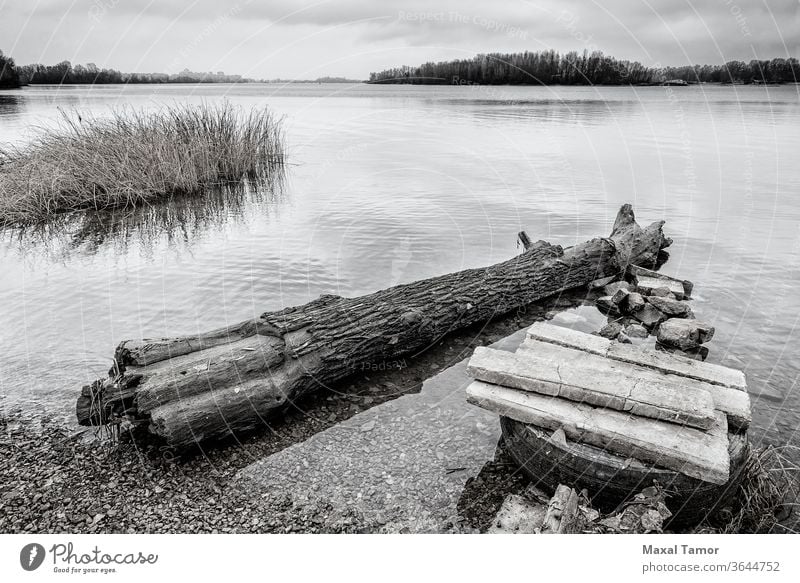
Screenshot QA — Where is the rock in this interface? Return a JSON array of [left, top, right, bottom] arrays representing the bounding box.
[[595, 296, 618, 314], [598, 322, 623, 339], [649, 286, 675, 299], [647, 296, 693, 318], [611, 288, 646, 315], [611, 288, 630, 305], [624, 323, 649, 339], [604, 281, 632, 297], [633, 304, 666, 327], [590, 275, 618, 289], [617, 332, 632, 344], [619, 292, 646, 314], [655, 342, 709, 361], [628, 265, 692, 300], [657, 319, 715, 351]]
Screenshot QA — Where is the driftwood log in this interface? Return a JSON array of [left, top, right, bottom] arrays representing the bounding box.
[[76, 204, 671, 448]]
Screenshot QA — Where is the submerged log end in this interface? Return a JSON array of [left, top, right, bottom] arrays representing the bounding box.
[[609, 204, 671, 270], [611, 203, 638, 235]]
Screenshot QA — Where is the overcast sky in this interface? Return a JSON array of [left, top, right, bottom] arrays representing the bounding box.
[[2, 0, 798, 79]]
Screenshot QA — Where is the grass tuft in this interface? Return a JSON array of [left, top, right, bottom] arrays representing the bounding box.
[[693, 445, 800, 533], [0, 102, 285, 226]]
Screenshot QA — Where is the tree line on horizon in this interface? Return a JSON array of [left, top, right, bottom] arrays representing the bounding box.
[[368, 50, 800, 85], [4, 49, 800, 88], [0, 50, 21, 88], [17, 62, 252, 85], [0, 52, 255, 87], [0, 53, 361, 87]]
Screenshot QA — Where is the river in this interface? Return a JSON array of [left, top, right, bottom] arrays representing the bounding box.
[[0, 82, 798, 455]]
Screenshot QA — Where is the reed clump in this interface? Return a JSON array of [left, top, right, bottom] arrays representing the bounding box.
[[0, 103, 285, 226]]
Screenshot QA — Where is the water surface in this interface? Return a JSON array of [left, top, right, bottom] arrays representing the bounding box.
[[0, 83, 798, 455]]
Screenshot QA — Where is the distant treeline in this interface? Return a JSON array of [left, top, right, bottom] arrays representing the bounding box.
[[0, 51, 20, 88], [0, 52, 361, 86], [16, 61, 253, 85], [369, 50, 800, 85]]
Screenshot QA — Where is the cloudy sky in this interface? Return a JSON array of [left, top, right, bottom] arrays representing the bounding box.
[[2, 0, 798, 79]]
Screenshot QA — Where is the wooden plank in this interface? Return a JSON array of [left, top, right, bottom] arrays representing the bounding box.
[[527, 321, 747, 390], [467, 346, 716, 429], [519, 333, 750, 431], [466, 381, 731, 484]]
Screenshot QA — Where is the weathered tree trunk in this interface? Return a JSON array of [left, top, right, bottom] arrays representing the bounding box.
[[76, 204, 670, 449]]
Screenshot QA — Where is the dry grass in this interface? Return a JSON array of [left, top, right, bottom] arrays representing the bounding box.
[[0, 103, 285, 226], [694, 446, 800, 534]]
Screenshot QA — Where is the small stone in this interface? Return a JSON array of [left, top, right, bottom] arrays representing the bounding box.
[[624, 323, 649, 338], [649, 286, 675, 299], [657, 319, 715, 351], [611, 288, 630, 305], [603, 281, 632, 297], [618, 292, 646, 315], [360, 421, 376, 432], [647, 296, 693, 318], [616, 332, 632, 344], [590, 275, 617, 289], [598, 322, 623, 339], [636, 276, 688, 300], [595, 296, 618, 314], [655, 342, 709, 361], [634, 304, 667, 327]]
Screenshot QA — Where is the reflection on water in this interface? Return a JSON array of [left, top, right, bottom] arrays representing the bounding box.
[[0, 94, 23, 115], [0, 83, 798, 462], [3, 173, 286, 262]]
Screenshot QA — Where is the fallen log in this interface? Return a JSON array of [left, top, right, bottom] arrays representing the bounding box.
[[76, 204, 671, 449]]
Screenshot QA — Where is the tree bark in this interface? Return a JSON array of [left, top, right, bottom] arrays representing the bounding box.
[[76, 204, 671, 449]]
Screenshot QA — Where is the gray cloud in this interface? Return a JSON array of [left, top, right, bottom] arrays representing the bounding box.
[[1, 0, 798, 79]]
